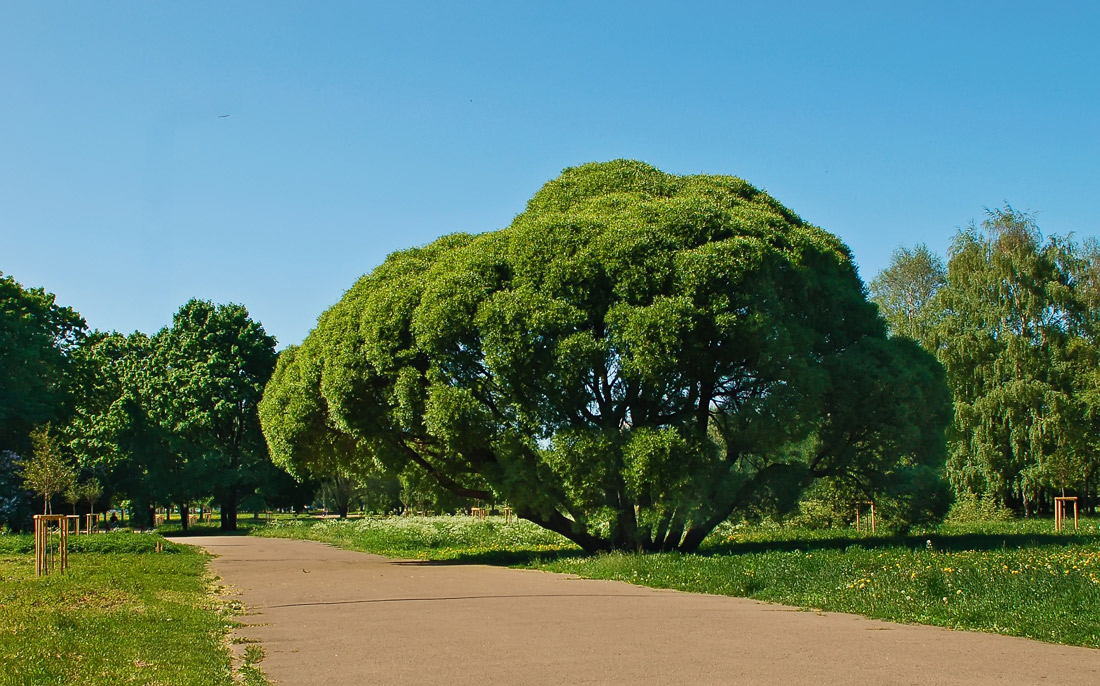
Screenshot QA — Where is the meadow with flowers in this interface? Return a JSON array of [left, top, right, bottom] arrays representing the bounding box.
[[258, 514, 1100, 647]]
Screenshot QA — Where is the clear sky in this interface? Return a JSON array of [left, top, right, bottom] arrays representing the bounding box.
[[3, 2, 1098, 348]]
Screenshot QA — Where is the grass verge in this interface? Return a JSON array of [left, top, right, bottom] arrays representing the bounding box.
[[0, 531, 260, 686]]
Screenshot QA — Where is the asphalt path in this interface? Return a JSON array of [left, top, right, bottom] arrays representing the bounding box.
[[177, 535, 1100, 685]]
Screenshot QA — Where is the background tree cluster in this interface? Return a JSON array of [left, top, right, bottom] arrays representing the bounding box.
[[0, 272, 84, 529], [871, 207, 1100, 514], [261, 160, 951, 552], [0, 271, 300, 531]]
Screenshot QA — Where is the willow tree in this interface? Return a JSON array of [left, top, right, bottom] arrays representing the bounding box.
[[934, 207, 1085, 512], [1068, 239, 1100, 507], [262, 160, 949, 551]]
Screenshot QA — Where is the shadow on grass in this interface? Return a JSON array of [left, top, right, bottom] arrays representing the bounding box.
[[702, 531, 1100, 557], [414, 532, 1100, 565], [158, 523, 257, 537], [385, 548, 583, 567]]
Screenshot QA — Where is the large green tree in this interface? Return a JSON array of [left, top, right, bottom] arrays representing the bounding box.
[[262, 160, 950, 552], [153, 300, 277, 530], [64, 331, 173, 527], [0, 273, 85, 454], [929, 207, 1090, 512], [1067, 239, 1100, 505]]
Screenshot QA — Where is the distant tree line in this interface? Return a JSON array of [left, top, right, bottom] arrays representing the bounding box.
[[12, 171, 1087, 540], [0, 275, 310, 531], [871, 206, 1100, 515]]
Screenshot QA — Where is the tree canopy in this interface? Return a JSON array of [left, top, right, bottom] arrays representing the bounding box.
[[873, 207, 1100, 513], [262, 160, 950, 551], [0, 272, 85, 454], [19, 425, 75, 515], [869, 244, 946, 346], [0, 267, 299, 529], [151, 299, 277, 530]]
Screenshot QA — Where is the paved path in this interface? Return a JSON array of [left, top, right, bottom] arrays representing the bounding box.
[[178, 536, 1099, 685]]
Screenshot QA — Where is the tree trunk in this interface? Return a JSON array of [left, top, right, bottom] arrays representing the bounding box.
[[219, 487, 238, 531], [180, 504, 190, 532]]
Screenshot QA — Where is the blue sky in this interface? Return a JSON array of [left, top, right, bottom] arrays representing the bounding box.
[[3, 2, 1098, 347]]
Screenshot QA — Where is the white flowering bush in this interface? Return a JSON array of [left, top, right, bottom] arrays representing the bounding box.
[[262, 514, 577, 560]]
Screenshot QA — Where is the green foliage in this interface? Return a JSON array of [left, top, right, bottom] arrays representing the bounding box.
[[869, 243, 946, 345], [19, 425, 76, 514], [152, 299, 278, 530], [0, 531, 179, 555], [945, 491, 1016, 523], [791, 470, 951, 534], [0, 273, 85, 527], [0, 450, 33, 531], [0, 272, 86, 455], [63, 331, 173, 526], [263, 160, 951, 553], [75, 477, 103, 513], [873, 209, 1100, 513], [932, 207, 1097, 509], [259, 515, 577, 562]]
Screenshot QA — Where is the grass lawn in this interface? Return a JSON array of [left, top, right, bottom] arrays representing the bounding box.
[[253, 514, 1100, 648], [0, 532, 257, 686]]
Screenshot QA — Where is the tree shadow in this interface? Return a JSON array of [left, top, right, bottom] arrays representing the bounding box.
[[388, 548, 583, 567], [339, 531, 1100, 566], [701, 530, 1100, 557], [159, 524, 255, 537]]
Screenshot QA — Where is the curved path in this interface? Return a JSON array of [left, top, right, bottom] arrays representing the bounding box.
[[179, 535, 1099, 685]]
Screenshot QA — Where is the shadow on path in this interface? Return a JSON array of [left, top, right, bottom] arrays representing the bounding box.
[[264, 592, 656, 609]]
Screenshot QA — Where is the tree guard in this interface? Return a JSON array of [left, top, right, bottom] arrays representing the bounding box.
[[34, 514, 70, 576], [854, 501, 876, 534], [1054, 497, 1078, 532]]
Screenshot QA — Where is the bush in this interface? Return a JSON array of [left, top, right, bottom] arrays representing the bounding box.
[[0, 531, 176, 555], [946, 491, 1015, 523]]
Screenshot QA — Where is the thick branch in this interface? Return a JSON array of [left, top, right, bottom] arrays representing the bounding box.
[[677, 462, 795, 553], [516, 506, 610, 554], [396, 442, 493, 500]]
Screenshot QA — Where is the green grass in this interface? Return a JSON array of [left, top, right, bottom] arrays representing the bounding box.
[[238, 645, 268, 686], [536, 541, 1100, 647], [0, 531, 256, 686], [253, 514, 1100, 648]]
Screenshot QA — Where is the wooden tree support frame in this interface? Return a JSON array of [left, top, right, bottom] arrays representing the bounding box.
[[854, 501, 876, 534], [34, 514, 70, 576], [1054, 497, 1078, 532], [84, 513, 98, 535]]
